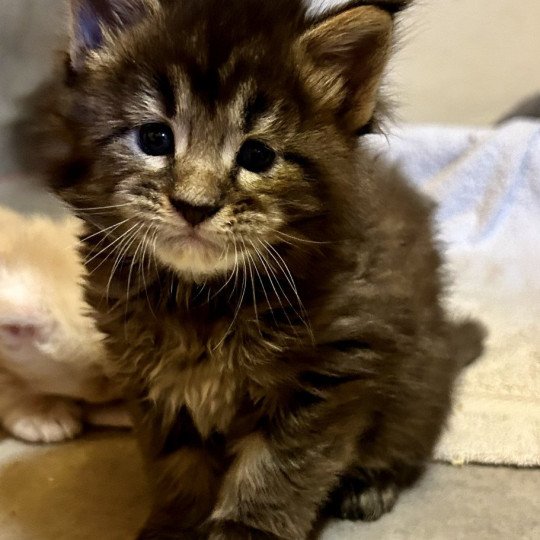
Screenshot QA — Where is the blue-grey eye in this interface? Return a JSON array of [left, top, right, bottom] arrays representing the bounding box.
[[138, 123, 175, 156], [236, 139, 276, 173]]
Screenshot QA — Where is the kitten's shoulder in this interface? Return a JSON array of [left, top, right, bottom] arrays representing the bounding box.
[[318, 158, 444, 331]]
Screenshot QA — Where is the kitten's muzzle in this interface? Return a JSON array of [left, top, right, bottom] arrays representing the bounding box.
[[169, 197, 222, 227]]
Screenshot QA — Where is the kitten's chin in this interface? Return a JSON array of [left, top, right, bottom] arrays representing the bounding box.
[[155, 238, 234, 281]]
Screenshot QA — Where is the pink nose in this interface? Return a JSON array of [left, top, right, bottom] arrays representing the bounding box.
[[0, 323, 40, 350]]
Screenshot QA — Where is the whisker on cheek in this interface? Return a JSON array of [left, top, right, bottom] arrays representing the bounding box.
[[78, 218, 131, 244], [137, 227, 158, 320], [125, 225, 150, 319], [261, 239, 314, 341], [85, 222, 140, 269], [247, 238, 277, 327], [76, 202, 134, 212], [105, 223, 144, 301]]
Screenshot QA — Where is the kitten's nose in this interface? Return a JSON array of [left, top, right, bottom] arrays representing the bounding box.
[[169, 197, 221, 226]]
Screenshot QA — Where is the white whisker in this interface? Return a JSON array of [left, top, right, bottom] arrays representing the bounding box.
[[211, 240, 238, 300], [248, 239, 276, 324], [261, 239, 313, 341], [229, 238, 241, 301], [242, 239, 261, 336], [105, 224, 143, 301], [256, 240, 298, 331], [140, 227, 158, 318], [77, 202, 133, 212], [86, 222, 139, 270], [274, 229, 330, 246], [79, 218, 130, 244], [214, 239, 248, 351], [125, 224, 150, 309]]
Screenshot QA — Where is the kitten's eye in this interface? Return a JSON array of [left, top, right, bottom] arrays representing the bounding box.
[[138, 123, 175, 156], [236, 139, 276, 174]]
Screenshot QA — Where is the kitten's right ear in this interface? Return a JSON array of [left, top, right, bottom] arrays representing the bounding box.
[[69, 0, 159, 70], [296, 1, 408, 134]]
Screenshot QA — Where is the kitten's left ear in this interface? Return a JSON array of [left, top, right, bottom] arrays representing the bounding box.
[[69, 0, 159, 70], [297, 1, 407, 134]]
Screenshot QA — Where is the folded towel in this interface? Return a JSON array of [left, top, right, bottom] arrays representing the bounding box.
[[369, 120, 540, 466]]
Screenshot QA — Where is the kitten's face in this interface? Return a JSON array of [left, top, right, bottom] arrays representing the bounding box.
[[56, 0, 393, 281], [74, 54, 324, 280]]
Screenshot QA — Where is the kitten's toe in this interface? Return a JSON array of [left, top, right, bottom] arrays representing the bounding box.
[[325, 474, 399, 522], [3, 397, 83, 443]]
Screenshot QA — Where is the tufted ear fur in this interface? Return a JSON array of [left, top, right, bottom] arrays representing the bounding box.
[[297, 1, 405, 134], [69, 0, 159, 69]]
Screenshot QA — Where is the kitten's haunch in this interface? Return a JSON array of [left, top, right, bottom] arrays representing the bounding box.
[[18, 0, 484, 538]]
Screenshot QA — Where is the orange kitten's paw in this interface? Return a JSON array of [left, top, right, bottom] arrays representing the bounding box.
[[2, 396, 83, 443]]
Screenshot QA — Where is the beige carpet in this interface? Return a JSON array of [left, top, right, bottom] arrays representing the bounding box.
[[0, 431, 538, 540]]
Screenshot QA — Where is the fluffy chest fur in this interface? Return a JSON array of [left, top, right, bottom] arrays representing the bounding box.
[[149, 351, 243, 438], [99, 286, 292, 438], [144, 327, 245, 438]]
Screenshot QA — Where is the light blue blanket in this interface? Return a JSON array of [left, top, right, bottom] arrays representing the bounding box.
[[369, 120, 540, 465]]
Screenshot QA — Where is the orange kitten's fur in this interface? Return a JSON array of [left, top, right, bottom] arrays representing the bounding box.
[[0, 206, 126, 442]]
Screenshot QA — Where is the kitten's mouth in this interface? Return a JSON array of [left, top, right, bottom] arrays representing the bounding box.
[[152, 223, 234, 279], [179, 228, 219, 250]]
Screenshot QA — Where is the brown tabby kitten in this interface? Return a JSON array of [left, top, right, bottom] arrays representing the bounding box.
[[19, 0, 485, 538]]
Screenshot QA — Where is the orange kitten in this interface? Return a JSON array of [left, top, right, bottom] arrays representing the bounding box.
[[0, 205, 127, 442]]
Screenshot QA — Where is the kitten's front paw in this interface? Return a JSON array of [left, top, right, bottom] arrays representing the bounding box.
[[2, 396, 83, 443], [209, 521, 279, 540], [325, 473, 399, 522]]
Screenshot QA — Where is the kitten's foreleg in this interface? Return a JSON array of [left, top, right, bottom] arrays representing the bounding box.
[[209, 425, 358, 540], [323, 466, 401, 521], [136, 406, 223, 539], [138, 447, 220, 539]]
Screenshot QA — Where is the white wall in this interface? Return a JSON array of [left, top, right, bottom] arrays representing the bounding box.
[[309, 0, 540, 124], [0, 0, 539, 132], [0, 1, 65, 174], [391, 0, 540, 124]]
